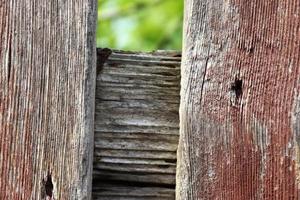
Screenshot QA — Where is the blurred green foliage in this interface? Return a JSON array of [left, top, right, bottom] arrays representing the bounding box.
[[97, 0, 183, 51]]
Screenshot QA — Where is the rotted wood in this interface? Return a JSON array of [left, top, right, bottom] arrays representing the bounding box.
[[93, 49, 181, 199], [0, 1, 97, 199], [177, 0, 300, 199]]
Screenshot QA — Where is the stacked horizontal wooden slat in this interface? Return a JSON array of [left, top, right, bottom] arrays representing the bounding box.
[[93, 49, 181, 200]]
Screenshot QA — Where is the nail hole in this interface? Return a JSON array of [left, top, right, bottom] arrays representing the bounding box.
[[244, 46, 254, 54], [231, 79, 243, 99], [44, 173, 54, 198], [248, 46, 254, 53]]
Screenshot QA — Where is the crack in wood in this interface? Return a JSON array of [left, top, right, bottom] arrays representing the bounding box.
[[7, 36, 12, 81]]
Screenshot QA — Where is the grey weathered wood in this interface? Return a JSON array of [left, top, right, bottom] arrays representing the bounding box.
[[93, 171, 176, 185], [0, 1, 97, 199], [177, 0, 300, 199], [94, 149, 177, 160], [93, 184, 175, 200], [93, 49, 180, 200]]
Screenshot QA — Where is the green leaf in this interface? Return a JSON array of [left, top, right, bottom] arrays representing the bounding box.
[[97, 0, 183, 51]]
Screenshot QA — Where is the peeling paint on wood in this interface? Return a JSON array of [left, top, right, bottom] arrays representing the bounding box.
[[177, 0, 300, 199], [0, 1, 97, 199]]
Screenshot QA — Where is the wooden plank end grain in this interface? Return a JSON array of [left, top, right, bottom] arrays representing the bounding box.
[[93, 49, 181, 200]]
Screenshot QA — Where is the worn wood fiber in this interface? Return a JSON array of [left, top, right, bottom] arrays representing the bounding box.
[[177, 0, 300, 199], [93, 49, 181, 200], [0, 1, 97, 199]]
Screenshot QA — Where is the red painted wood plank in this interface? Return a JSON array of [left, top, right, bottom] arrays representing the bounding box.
[[177, 0, 300, 199]]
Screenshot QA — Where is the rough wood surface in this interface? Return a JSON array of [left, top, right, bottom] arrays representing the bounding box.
[[93, 49, 181, 200], [177, 0, 300, 199], [0, 1, 97, 199], [93, 183, 175, 200]]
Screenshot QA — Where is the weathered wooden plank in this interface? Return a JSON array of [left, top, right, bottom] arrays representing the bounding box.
[[96, 92, 179, 103], [106, 58, 180, 67], [95, 138, 178, 151], [93, 171, 175, 185], [93, 162, 176, 174], [94, 149, 177, 160], [177, 0, 300, 199], [93, 198, 173, 200], [95, 99, 179, 112], [0, 1, 97, 199], [98, 73, 179, 87], [95, 113, 178, 128], [109, 50, 181, 61], [100, 68, 180, 79], [93, 183, 175, 200], [95, 124, 179, 135], [95, 157, 176, 166], [93, 50, 180, 199], [95, 132, 179, 141]]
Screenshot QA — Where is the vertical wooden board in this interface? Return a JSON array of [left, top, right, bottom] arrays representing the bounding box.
[[0, 0, 97, 199], [177, 0, 300, 199]]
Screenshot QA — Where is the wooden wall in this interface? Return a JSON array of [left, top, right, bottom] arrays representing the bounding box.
[[93, 49, 181, 200]]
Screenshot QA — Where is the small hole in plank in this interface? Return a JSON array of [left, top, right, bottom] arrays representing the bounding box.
[[231, 79, 243, 99], [44, 172, 54, 198]]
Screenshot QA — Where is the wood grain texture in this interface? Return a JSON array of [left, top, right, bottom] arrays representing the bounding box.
[[93, 183, 175, 200], [93, 49, 181, 200], [177, 0, 300, 199], [0, 1, 97, 199]]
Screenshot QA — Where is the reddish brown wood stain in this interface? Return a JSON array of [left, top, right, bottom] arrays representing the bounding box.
[[0, 2, 33, 199], [178, 0, 300, 199], [205, 0, 300, 199]]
